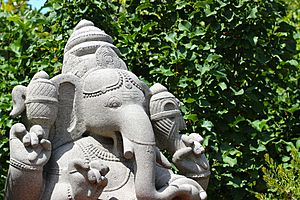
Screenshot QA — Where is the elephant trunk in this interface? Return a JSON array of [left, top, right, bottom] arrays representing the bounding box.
[[119, 105, 202, 200], [119, 105, 156, 146], [119, 105, 157, 199]]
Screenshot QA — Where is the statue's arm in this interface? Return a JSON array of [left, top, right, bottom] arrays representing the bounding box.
[[171, 133, 210, 190], [5, 123, 51, 200], [148, 83, 210, 192], [5, 165, 44, 200]]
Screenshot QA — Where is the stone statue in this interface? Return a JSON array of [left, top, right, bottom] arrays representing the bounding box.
[[5, 20, 210, 200]]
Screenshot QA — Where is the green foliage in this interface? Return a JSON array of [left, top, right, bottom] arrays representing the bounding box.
[[0, 0, 62, 197], [256, 144, 300, 200], [0, 0, 299, 199]]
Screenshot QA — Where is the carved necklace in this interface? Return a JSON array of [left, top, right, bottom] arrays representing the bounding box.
[[77, 136, 124, 163]]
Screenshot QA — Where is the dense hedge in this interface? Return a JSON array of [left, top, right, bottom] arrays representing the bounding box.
[[0, 0, 299, 199]]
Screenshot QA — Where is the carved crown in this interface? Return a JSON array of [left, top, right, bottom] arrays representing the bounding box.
[[63, 19, 127, 77]]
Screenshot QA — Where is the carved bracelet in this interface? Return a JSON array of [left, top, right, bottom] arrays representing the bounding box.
[[10, 158, 42, 171], [186, 171, 211, 179], [67, 185, 74, 200]]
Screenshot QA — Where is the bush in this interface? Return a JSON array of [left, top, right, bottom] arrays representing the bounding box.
[[256, 143, 300, 200], [0, 0, 62, 196]]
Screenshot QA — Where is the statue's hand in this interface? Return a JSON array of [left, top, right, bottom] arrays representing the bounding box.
[[172, 133, 210, 178], [68, 159, 109, 199], [9, 123, 51, 168]]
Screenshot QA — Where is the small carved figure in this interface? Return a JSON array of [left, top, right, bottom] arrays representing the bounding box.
[[5, 20, 210, 200]]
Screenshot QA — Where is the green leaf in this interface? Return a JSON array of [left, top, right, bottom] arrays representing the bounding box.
[[250, 119, 269, 132], [178, 20, 192, 32], [286, 60, 298, 66], [255, 48, 268, 64], [247, 7, 258, 19], [230, 115, 246, 128], [142, 22, 157, 33], [199, 99, 211, 107], [207, 53, 222, 62], [158, 66, 174, 76], [186, 114, 198, 123], [204, 5, 217, 17], [230, 87, 244, 96], [218, 82, 227, 90], [201, 120, 213, 131], [193, 79, 201, 87], [282, 156, 290, 162], [186, 98, 196, 103], [257, 144, 266, 152], [52, 3, 63, 10], [286, 105, 300, 113], [7, 15, 22, 24], [136, 3, 151, 12], [296, 140, 300, 149], [194, 26, 205, 36], [223, 155, 237, 167], [196, 64, 211, 75], [9, 37, 22, 56], [165, 32, 177, 45], [248, 35, 258, 46], [176, 1, 188, 10]]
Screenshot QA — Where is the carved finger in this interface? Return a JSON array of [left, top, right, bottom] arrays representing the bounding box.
[[192, 141, 205, 155], [10, 123, 27, 140], [68, 159, 89, 173], [181, 134, 193, 146], [30, 131, 39, 148], [171, 178, 206, 200], [195, 154, 210, 170], [22, 133, 31, 147], [40, 139, 52, 151], [88, 169, 108, 188], [200, 191, 208, 200], [30, 125, 45, 140], [189, 133, 203, 143], [158, 182, 199, 200], [89, 160, 109, 176], [28, 150, 39, 161], [172, 147, 193, 162]]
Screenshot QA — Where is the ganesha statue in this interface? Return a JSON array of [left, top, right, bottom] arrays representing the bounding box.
[[5, 20, 210, 200]]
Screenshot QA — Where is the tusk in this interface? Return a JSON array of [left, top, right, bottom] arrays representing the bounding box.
[[122, 137, 134, 159]]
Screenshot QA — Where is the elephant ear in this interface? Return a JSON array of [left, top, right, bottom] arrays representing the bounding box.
[[138, 80, 152, 115], [10, 85, 27, 117], [50, 74, 86, 150]]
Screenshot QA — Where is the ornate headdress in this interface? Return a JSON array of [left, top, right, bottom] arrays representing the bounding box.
[[63, 19, 127, 77]]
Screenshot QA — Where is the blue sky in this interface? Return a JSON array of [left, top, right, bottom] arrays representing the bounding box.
[[27, 0, 47, 9]]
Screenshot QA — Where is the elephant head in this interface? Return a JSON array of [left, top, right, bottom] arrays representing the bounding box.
[[81, 68, 154, 154], [78, 68, 203, 199]]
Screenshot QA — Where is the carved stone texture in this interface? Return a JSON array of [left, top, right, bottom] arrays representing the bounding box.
[[5, 19, 210, 200]]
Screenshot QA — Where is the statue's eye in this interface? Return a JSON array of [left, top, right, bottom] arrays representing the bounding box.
[[164, 102, 177, 111], [105, 96, 122, 108]]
